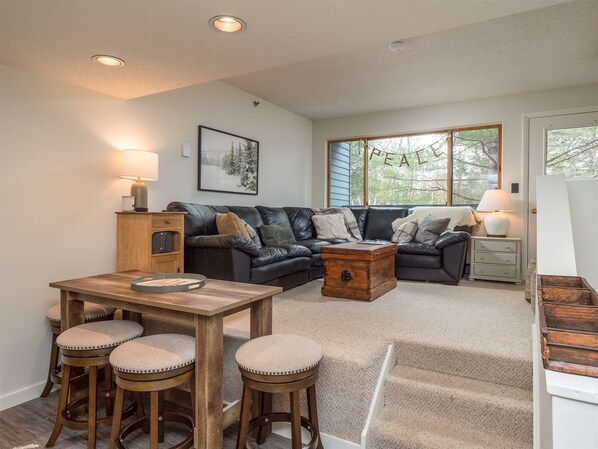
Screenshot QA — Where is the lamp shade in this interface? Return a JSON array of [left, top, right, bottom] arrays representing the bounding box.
[[120, 149, 159, 181], [476, 188, 515, 212]]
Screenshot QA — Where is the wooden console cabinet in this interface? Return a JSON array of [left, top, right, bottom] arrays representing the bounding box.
[[116, 212, 185, 273]]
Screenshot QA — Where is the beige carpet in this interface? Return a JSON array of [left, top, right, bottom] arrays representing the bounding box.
[[144, 278, 533, 445]]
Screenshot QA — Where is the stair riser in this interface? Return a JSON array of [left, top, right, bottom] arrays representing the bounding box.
[[395, 341, 532, 390]]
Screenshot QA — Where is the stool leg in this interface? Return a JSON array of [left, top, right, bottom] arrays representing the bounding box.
[[290, 391, 302, 449], [41, 333, 59, 398], [104, 364, 113, 415], [158, 391, 165, 443], [236, 383, 253, 449], [46, 363, 71, 447], [256, 391, 272, 444], [150, 390, 159, 449], [307, 385, 323, 449], [87, 366, 98, 449], [109, 385, 125, 449]]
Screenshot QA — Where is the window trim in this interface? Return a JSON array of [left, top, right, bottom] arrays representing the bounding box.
[[327, 124, 502, 207]]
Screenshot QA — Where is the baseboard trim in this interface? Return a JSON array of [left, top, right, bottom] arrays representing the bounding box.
[[0, 381, 51, 412], [361, 343, 396, 449], [272, 423, 360, 449]]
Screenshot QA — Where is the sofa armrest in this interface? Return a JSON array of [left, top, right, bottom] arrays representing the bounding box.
[[186, 234, 261, 257], [433, 231, 470, 250]]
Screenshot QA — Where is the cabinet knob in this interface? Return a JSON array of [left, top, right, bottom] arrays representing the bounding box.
[[340, 270, 352, 282], [165, 220, 171, 225], [505, 245, 511, 250], [480, 256, 485, 261]]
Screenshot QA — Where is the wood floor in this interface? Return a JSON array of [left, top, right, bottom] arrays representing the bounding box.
[[0, 390, 290, 449]]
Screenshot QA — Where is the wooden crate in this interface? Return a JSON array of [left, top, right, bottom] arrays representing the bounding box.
[[320, 242, 397, 301], [538, 275, 598, 378]]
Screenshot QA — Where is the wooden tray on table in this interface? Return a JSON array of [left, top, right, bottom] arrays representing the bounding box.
[[538, 275, 598, 377]]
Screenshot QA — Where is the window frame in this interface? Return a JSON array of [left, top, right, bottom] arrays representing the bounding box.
[[327, 124, 502, 207]]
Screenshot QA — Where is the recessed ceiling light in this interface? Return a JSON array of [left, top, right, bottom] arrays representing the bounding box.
[[388, 40, 405, 52], [209, 15, 246, 33], [92, 55, 125, 67]]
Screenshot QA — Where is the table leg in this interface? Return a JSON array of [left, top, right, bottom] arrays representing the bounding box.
[[194, 315, 224, 449], [60, 290, 84, 332], [250, 297, 273, 441]]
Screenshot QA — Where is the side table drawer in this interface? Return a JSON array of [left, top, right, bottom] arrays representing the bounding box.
[[474, 252, 517, 266], [474, 239, 518, 253], [152, 215, 182, 229], [473, 264, 516, 279]]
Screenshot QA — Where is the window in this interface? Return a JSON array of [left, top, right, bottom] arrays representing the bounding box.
[[328, 125, 501, 207], [546, 125, 598, 179]]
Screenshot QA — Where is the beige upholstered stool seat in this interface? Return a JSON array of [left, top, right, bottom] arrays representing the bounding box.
[[57, 320, 143, 351], [235, 334, 323, 376], [109, 334, 196, 449], [41, 304, 117, 398], [110, 333, 195, 374], [235, 334, 324, 449], [47, 320, 144, 449], [46, 303, 116, 324]]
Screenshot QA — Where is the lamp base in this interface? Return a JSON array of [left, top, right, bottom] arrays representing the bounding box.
[[130, 180, 148, 212], [483, 213, 510, 237]]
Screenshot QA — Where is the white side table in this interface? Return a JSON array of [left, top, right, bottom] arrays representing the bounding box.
[[469, 236, 522, 284]]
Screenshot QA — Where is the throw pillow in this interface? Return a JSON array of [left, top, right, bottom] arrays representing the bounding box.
[[414, 215, 450, 245], [216, 212, 250, 239], [311, 214, 352, 240], [314, 208, 362, 240], [242, 220, 262, 248], [391, 215, 414, 231], [391, 220, 419, 244], [259, 222, 296, 246]]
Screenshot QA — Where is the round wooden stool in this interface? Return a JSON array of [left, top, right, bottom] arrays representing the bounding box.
[[41, 303, 116, 397], [109, 333, 196, 449], [46, 320, 144, 449], [235, 334, 324, 449]]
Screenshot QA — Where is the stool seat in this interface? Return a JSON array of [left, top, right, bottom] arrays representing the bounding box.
[[46, 303, 116, 323], [57, 320, 143, 351], [110, 334, 195, 374], [235, 334, 323, 376]]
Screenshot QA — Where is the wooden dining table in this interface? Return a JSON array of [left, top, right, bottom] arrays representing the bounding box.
[[50, 270, 282, 449]]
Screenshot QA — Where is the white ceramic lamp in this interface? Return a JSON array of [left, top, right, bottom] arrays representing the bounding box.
[[476, 188, 516, 237], [120, 150, 159, 212]]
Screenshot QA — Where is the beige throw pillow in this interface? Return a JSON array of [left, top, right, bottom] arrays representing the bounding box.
[[391, 220, 419, 243], [216, 212, 251, 239], [311, 214, 352, 240]]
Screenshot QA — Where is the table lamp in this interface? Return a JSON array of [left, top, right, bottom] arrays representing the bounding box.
[[120, 149, 159, 212], [476, 188, 516, 237]]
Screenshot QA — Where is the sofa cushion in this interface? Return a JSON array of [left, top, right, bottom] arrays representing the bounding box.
[[414, 215, 450, 245], [295, 238, 331, 254], [396, 253, 442, 269], [311, 214, 353, 240], [167, 202, 229, 236], [283, 207, 316, 240], [216, 212, 251, 239], [397, 242, 442, 256], [349, 208, 368, 237], [251, 257, 311, 284], [227, 206, 264, 230], [251, 247, 288, 268], [364, 208, 408, 241], [260, 222, 296, 246], [278, 244, 312, 258], [391, 220, 418, 244], [256, 206, 291, 225]]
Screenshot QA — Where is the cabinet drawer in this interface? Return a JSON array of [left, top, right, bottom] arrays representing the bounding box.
[[474, 239, 518, 253], [474, 252, 517, 266], [473, 264, 516, 279], [152, 215, 182, 230]]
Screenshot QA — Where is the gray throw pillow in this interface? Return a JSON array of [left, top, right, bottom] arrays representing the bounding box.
[[259, 222, 296, 246], [391, 220, 418, 244], [414, 215, 450, 245], [242, 220, 262, 248]]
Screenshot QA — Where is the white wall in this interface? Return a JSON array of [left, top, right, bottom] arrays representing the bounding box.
[[312, 84, 598, 254], [568, 180, 598, 287], [0, 65, 312, 409]]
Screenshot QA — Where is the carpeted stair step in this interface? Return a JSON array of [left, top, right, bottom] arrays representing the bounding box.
[[368, 407, 532, 449], [384, 365, 532, 444], [395, 340, 532, 390]]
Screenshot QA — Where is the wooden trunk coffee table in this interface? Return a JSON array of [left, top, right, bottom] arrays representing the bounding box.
[[320, 242, 397, 301]]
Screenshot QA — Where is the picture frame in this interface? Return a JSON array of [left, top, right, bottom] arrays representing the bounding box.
[[198, 126, 259, 195]]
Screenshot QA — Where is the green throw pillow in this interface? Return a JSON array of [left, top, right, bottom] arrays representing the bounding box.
[[259, 222, 296, 246], [414, 215, 450, 245]]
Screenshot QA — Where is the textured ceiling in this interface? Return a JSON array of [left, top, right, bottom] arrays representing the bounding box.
[[1, 0, 594, 120]]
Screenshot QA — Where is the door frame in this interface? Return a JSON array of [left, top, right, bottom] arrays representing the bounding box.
[[522, 105, 598, 270]]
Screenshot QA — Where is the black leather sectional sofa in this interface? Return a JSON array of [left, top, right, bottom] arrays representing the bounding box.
[[166, 202, 471, 290]]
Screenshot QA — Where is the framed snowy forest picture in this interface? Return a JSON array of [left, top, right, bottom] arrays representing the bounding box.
[[198, 126, 259, 195]]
